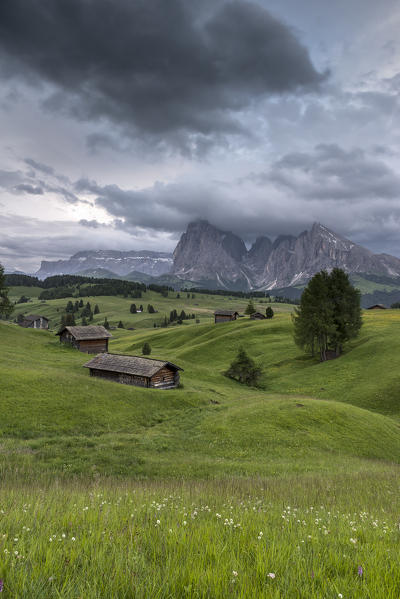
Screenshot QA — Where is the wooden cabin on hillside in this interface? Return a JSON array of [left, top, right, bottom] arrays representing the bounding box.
[[83, 353, 183, 389], [250, 312, 266, 320], [214, 309, 239, 324], [367, 304, 387, 310], [57, 325, 112, 353], [18, 315, 49, 329]]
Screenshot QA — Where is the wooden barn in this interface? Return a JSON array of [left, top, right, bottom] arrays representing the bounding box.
[[83, 353, 183, 389], [367, 304, 387, 310], [19, 315, 49, 329], [214, 309, 239, 323], [57, 325, 112, 353], [250, 312, 266, 320]]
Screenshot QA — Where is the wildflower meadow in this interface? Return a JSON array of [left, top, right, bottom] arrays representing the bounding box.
[[0, 472, 399, 598]]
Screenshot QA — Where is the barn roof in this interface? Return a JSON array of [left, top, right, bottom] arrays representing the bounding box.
[[214, 309, 239, 316], [83, 353, 183, 378], [56, 325, 112, 340], [367, 304, 387, 310], [24, 314, 49, 322], [250, 312, 266, 319]]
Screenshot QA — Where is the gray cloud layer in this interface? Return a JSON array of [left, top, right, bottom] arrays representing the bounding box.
[[0, 0, 325, 151]]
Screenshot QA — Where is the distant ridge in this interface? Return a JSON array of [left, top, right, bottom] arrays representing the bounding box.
[[35, 249, 173, 279]]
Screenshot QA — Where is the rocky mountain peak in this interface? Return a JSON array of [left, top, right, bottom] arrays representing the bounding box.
[[172, 220, 400, 290]]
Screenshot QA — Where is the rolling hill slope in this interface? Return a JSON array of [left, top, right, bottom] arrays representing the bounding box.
[[1, 307, 400, 479]]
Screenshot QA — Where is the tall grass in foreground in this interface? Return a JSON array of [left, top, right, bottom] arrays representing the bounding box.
[[0, 471, 399, 598]]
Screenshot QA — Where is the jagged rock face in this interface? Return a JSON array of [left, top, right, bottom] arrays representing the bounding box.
[[245, 236, 272, 275], [172, 221, 400, 289], [172, 220, 251, 287], [36, 250, 173, 279], [258, 223, 400, 289]]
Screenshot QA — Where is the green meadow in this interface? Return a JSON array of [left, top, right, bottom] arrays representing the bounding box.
[[1, 293, 400, 597]]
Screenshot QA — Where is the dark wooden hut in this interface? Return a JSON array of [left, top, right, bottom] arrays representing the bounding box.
[[83, 353, 183, 389], [56, 325, 112, 353], [214, 309, 239, 324], [250, 312, 266, 320], [367, 304, 387, 310], [19, 315, 49, 329]]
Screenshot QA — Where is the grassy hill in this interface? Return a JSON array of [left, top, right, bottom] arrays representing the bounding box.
[[2, 298, 400, 597], [2, 307, 400, 479], [8, 286, 292, 330]]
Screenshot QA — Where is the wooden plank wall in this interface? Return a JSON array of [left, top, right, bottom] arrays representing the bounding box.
[[78, 339, 108, 354]]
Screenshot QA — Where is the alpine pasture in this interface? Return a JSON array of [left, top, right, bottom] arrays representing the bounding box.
[[1, 287, 400, 598]]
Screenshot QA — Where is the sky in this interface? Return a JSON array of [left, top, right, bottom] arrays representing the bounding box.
[[1, 0, 400, 272]]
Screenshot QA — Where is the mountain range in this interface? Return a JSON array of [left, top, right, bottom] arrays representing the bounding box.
[[33, 221, 400, 295], [171, 220, 400, 290], [36, 250, 173, 279]]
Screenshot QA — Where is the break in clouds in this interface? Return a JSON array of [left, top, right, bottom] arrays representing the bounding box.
[[0, 0, 400, 270]]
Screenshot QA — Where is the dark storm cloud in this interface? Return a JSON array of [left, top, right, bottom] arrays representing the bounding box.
[[267, 144, 400, 200], [0, 0, 326, 148], [0, 159, 86, 203], [24, 158, 54, 176], [14, 183, 44, 195]]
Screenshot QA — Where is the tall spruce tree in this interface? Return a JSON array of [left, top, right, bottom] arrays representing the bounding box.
[[245, 300, 256, 315], [0, 264, 13, 318], [293, 269, 361, 361]]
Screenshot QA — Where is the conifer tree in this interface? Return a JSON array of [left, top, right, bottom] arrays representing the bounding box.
[[245, 299, 256, 315], [130, 303, 137, 314], [0, 264, 13, 318], [94, 304, 100, 314], [104, 317, 110, 330], [118, 320, 124, 328], [142, 342, 151, 355], [293, 269, 361, 361], [265, 306, 274, 319], [65, 313, 76, 326], [225, 347, 263, 386]]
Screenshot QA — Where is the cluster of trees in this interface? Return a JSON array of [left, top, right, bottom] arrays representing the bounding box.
[[5, 273, 41, 287], [244, 300, 274, 318], [156, 310, 197, 328], [39, 287, 75, 300], [391, 302, 400, 309], [61, 300, 100, 326], [77, 280, 145, 298], [293, 269, 362, 362], [130, 303, 143, 313], [16, 295, 30, 304], [183, 287, 269, 299], [147, 283, 173, 295], [169, 309, 196, 323]]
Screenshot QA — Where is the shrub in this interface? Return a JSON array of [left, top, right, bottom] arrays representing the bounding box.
[[142, 342, 151, 355]]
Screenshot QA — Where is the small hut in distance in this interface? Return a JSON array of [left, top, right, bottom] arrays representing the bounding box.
[[367, 304, 386, 310], [250, 312, 266, 320], [57, 325, 112, 353], [84, 353, 183, 389], [18, 315, 49, 329], [214, 310, 239, 324]]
